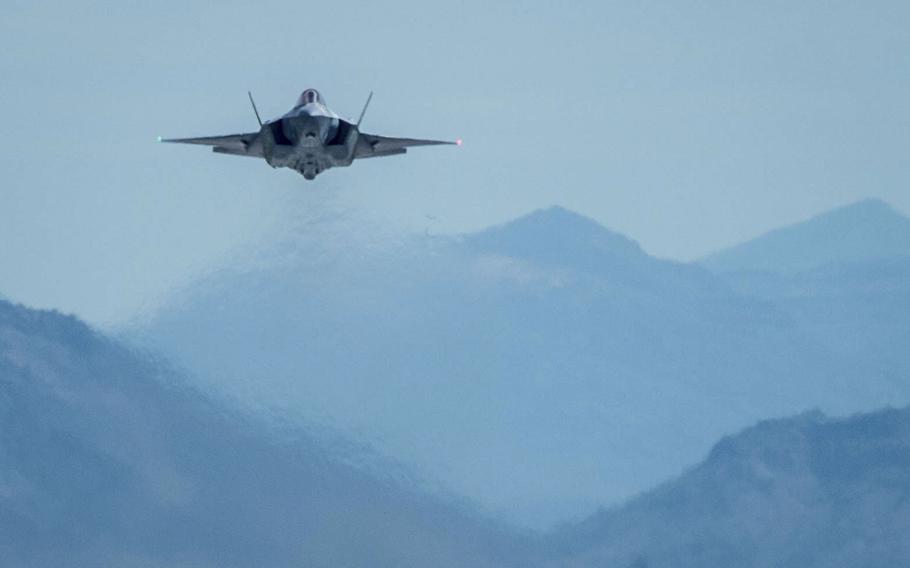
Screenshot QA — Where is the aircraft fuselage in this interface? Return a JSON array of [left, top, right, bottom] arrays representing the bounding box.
[[256, 104, 356, 179]]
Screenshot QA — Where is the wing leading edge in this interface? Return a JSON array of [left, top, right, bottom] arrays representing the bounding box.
[[355, 133, 457, 160], [159, 132, 262, 158]]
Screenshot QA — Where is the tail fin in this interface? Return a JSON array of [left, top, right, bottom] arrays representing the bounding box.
[[248, 91, 263, 128], [356, 91, 373, 127]]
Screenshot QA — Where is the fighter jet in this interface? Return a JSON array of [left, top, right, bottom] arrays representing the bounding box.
[[160, 89, 459, 180]]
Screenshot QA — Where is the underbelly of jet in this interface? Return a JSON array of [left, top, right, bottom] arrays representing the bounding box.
[[262, 116, 358, 179]]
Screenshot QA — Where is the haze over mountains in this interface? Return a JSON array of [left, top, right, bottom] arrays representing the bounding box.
[[4, 298, 909, 566], [137, 198, 910, 527], [701, 198, 910, 273], [702, 198, 910, 380], [547, 406, 910, 568], [0, 299, 527, 567], [3, 198, 909, 565]]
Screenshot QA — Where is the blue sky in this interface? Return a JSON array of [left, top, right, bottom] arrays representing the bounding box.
[[2, 1, 908, 323]]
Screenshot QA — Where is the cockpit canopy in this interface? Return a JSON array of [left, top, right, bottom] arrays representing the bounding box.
[[296, 89, 323, 107]]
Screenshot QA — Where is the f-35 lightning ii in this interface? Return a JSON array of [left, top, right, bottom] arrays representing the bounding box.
[[160, 88, 459, 180]]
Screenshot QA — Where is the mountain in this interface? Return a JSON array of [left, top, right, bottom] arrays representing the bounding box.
[[0, 299, 528, 567], [713, 257, 910, 375], [7, 291, 910, 568], [548, 405, 910, 568], [10, 296, 910, 567], [137, 205, 910, 528], [701, 199, 910, 273], [466, 207, 648, 272], [700, 199, 910, 382]]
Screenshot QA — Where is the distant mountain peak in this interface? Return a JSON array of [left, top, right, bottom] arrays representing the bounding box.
[[515, 205, 606, 227], [846, 196, 892, 210], [701, 198, 910, 273], [817, 197, 903, 224], [487, 206, 633, 239], [464, 206, 646, 272], [706, 408, 828, 464]]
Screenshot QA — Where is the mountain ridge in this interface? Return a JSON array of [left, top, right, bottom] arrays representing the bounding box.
[[701, 198, 910, 273], [0, 298, 529, 567], [137, 201, 910, 527], [549, 405, 910, 567], [465, 206, 647, 265], [7, 296, 910, 566]]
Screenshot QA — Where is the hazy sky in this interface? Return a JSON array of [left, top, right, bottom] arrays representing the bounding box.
[[2, 1, 909, 324]]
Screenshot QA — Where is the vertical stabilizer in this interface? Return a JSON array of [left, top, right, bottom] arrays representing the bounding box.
[[248, 91, 263, 127], [356, 91, 373, 127]]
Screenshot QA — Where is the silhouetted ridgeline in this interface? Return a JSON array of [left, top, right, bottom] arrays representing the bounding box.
[[0, 299, 528, 568]]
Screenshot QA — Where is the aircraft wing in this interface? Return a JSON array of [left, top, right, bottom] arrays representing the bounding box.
[[356, 133, 457, 159], [159, 132, 262, 158]]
